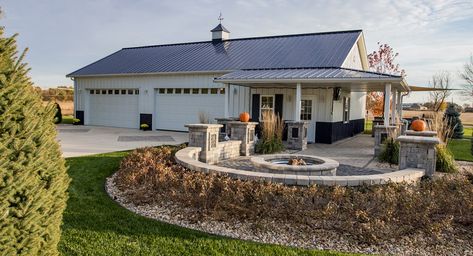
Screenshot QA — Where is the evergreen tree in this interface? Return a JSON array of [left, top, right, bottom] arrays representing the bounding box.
[[0, 26, 69, 254], [444, 104, 464, 139]]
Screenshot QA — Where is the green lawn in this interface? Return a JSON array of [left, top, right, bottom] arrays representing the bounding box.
[[364, 120, 373, 134], [448, 139, 473, 162], [59, 151, 356, 256], [61, 115, 73, 124]]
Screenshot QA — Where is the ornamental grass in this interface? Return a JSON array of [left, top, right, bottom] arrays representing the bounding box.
[[114, 146, 473, 245]]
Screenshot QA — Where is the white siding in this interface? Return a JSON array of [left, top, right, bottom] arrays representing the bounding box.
[[350, 91, 367, 120], [341, 43, 364, 70]]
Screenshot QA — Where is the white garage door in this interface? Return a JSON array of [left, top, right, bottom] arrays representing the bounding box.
[[87, 89, 139, 128], [155, 88, 224, 131]]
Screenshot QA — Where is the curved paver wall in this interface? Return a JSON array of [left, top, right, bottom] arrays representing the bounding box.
[[175, 147, 425, 186]]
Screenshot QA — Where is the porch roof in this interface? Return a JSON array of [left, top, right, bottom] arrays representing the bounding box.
[[214, 68, 409, 92]]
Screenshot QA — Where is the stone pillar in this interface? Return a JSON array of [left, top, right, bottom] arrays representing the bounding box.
[[286, 121, 308, 150], [215, 117, 238, 141], [228, 121, 258, 156], [397, 135, 440, 177], [185, 124, 222, 164], [374, 125, 398, 156], [405, 130, 437, 137]]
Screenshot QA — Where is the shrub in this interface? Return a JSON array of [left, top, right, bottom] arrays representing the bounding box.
[[436, 144, 457, 173], [256, 111, 284, 154], [378, 137, 399, 165], [444, 104, 464, 139], [54, 102, 62, 124], [0, 28, 69, 254], [115, 146, 473, 245]]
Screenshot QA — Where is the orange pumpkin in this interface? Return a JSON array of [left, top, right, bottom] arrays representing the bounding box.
[[239, 112, 250, 122], [411, 119, 426, 131]]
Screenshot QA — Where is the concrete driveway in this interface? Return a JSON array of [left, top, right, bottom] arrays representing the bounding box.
[[57, 125, 188, 157]]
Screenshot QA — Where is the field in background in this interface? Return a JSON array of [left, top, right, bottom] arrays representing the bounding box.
[[402, 110, 473, 127], [43, 101, 74, 116]]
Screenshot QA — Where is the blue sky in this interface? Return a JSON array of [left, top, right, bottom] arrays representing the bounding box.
[[2, 0, 473, 104]]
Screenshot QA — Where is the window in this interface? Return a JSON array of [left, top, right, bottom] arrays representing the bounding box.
[[114, 90, 119, 94], [183, 88, 190, 94], [96, 90, 100, 94], [175, 88, 182, 94], [121, 89, 126, 95], [101, 90, 107, 95], [159, 88, 165, 94], [192, 88, 199, 94], [219, 88, 225, 94], [300, 100, 312, 121], [210, 88, 218, 94], [201, 88, 209, 94], [343, 96, 350, 123], [127, 89, 133, 95], [260, 95, 274, 119], [108, 89, 113, 94], [167, 88, 174, 94], [90, 90, 95, 94], [135, 89, 139, 95]]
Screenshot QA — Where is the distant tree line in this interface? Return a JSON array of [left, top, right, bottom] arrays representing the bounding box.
[[34, 86, 73, 101]]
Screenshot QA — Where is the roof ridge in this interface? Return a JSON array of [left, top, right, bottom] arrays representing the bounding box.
[[122, 29, 363, 50]]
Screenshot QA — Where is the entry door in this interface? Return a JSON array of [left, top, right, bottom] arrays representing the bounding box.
[[301, 97, 316, 143]]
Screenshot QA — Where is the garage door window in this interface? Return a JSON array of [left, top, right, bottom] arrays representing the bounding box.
[[219, 88, 225, 94], [158, 88, 165, 94], [90, 90, 95, 94], [210, 88, 218, 94], [167, 88, 173, 94], [201, 88, 209, 94], [183, 88, 190, 94], [192, 88, 199, 94], [175, 88, 182, 94]]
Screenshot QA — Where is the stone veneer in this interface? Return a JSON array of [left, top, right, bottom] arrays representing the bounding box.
[[228, 121, 258, 156], [397, 135, 440, 177], [286, 121, 308, 150], [373, 125, 398, 156], [175, 147, 426, 186]]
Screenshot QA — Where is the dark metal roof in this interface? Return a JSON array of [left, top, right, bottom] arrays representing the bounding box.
[[214, 68, 402, 81], [211, 24, 230, 33], [67, 30, 362, 77]]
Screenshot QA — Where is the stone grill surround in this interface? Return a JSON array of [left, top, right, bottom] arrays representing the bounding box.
[[373, 125, 398, 156]]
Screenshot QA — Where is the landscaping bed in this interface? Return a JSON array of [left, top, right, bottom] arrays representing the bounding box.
[[108, 146, 473, 255]]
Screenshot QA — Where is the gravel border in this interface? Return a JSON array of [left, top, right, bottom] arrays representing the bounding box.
[[105, 166, 473, 256]]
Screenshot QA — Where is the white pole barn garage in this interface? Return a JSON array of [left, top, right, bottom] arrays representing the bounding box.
[[68, 24, 409, 143]]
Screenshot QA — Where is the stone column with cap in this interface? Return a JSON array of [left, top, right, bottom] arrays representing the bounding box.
[[228, 121, 258, 156], [374, 125, 398, 156], [397, 135, 440, 177], [185, 124, 222, 164], [286, 121, 308, 150]]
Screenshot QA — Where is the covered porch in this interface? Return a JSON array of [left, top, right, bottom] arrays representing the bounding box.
[[214, 68, 409, 144]]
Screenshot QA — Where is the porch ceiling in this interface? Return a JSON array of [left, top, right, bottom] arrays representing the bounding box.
[[214, 68, 409, 92]]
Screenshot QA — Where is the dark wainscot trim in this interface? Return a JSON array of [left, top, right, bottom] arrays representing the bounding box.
[[315, 119, 364, 144]]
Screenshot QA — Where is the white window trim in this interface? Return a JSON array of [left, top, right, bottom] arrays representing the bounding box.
[[260, 95, 275, 120]]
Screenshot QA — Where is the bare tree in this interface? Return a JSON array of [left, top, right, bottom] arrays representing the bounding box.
[[429, 71, 452, 112], [460, 55, 473, 105]]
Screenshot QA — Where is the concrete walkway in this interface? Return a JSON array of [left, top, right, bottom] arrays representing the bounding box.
[[57, 125, 188, 158], [300, 134, 387, 170]]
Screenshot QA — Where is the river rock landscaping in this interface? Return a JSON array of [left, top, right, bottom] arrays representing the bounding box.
[[107, 145, 473, 255]]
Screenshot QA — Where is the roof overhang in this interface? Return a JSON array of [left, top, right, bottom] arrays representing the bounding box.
[[213, 68, 409, 92]]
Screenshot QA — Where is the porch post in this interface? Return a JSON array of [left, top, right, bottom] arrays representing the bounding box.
[[295, 83, 302, 121], [391, 89, 397, 125], [384, 83, 391, 125], [224, 83, 229, 118], [397, 91, 402, 121]]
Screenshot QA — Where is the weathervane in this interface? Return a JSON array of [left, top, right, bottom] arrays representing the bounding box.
[[218, 12, 224, 24]]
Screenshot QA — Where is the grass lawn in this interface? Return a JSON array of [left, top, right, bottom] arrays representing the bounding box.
[[61, 115, 74, 124], [448, 139, 473, 162], [59, 151, 356, 256]]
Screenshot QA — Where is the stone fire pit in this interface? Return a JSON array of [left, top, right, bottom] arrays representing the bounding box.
[[250, 154, 339, 176]]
